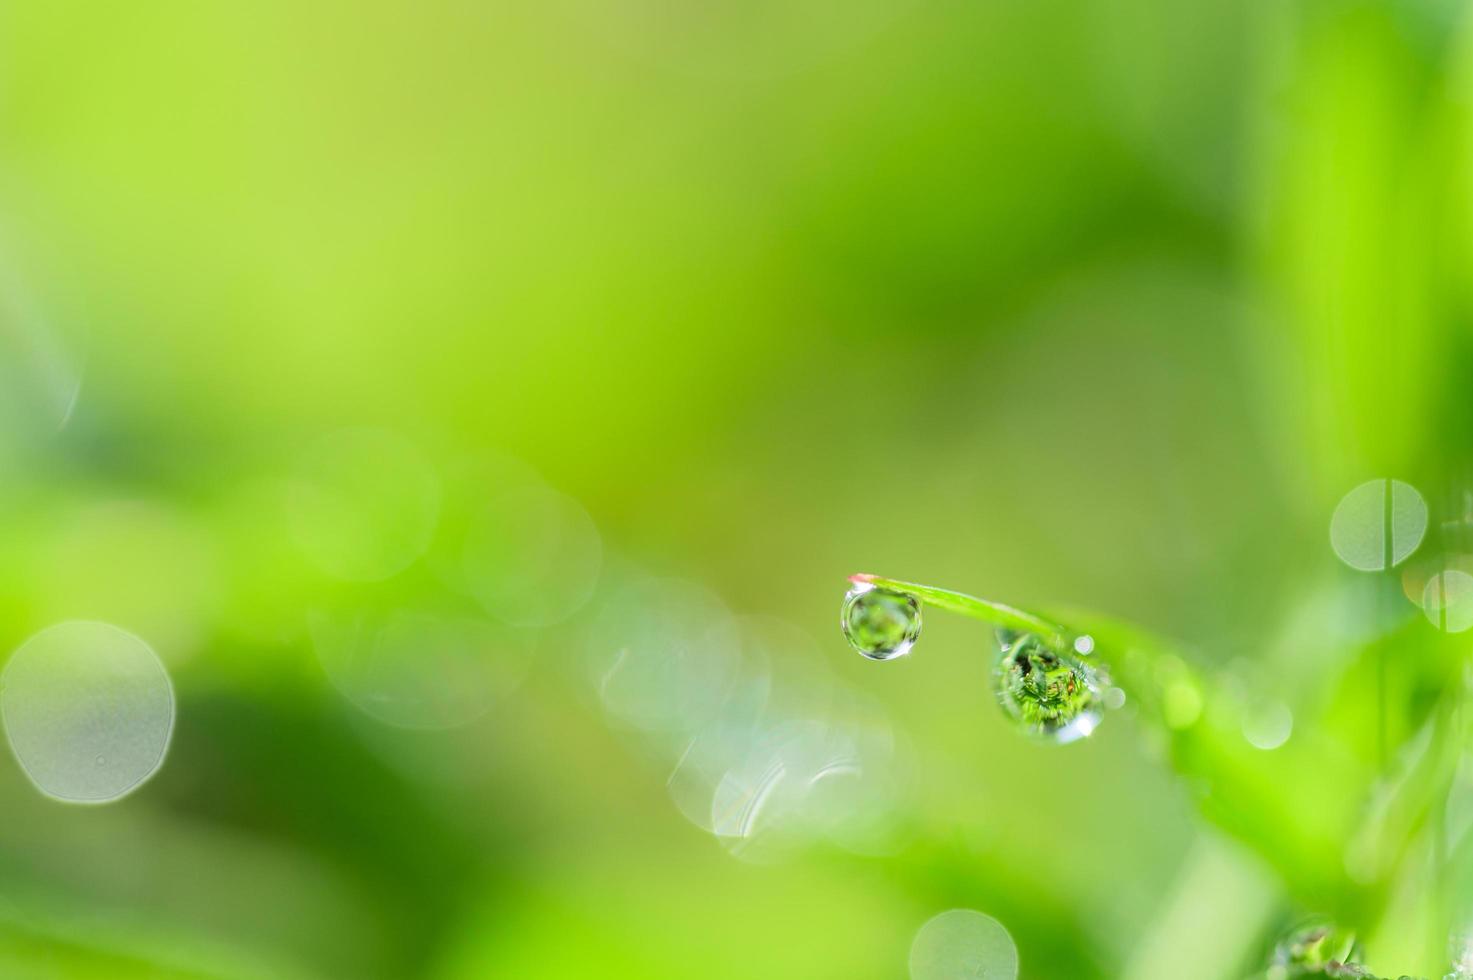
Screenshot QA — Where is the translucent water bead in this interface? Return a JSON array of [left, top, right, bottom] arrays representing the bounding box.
[[841, 583, 921, 661], [993, 630, 1103, 743]]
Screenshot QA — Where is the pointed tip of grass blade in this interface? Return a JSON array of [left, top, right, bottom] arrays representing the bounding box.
[[848, 573, 877, 584]]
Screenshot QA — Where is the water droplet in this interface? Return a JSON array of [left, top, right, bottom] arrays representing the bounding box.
[[1, 621, 174, 803], [1330, 478, 1427, 572], [1424, 570, 1473, 633], [841, 584, 921, 661], [909, 909, 1018, 980], [993, 631, 1102, 743]]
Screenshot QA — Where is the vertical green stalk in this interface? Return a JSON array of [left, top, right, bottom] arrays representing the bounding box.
[[1380, 477, 1393, 774]]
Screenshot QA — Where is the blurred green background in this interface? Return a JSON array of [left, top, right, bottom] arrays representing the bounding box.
[[2, 0, 1472, 977]]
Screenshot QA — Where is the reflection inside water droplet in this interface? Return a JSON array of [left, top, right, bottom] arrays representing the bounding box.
[[841, 584, 921, 661], [909, 909, 1018, 980], [1, 621, 174, 803], [993, 631, 1102, 743]]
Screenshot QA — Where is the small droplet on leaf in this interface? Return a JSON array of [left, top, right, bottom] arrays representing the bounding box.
[[841, 584, 921, 661]]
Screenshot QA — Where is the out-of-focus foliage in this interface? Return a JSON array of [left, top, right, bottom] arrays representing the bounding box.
[[2, 0, 1473, 977]]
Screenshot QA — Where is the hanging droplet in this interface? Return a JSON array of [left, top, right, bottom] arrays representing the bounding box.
[[993, 630, 1102, 743], [841, 584, 921, 661]]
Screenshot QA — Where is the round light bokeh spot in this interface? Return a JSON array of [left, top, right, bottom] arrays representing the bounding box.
[[798, 689, 905, 857], [427, 452, 602, 628], [1242, 701, 1293, 751], [460, 483, 601, 628], [1422, 570, 1473, 634], [588, 576, 911, 865], [709, 720, 831, 849], [909, 909, 1019, 980], [591, 576, 741, 735], [708, 713, 897, 866], [1, 621, 174, 803], [0, 243, 86, 452], [1401, 555, 1444, 606], [287, 428, 440, 582], [650, 610, 909, 863], [665, 619, 784, 835], [1162, 680, 1202, 730], [1329, 478, 1427, 572], [311, 606, 531, 730]]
